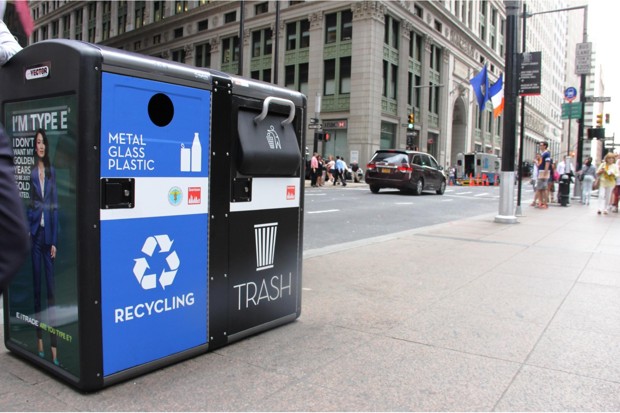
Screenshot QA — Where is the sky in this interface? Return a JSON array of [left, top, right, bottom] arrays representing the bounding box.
[[586, 0, 617, 138]]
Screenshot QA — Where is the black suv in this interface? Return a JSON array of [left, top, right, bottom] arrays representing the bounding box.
[[365, 150, 446, 195]]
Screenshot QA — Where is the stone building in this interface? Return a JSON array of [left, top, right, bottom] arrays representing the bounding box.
[[27, 0, 509, 168]]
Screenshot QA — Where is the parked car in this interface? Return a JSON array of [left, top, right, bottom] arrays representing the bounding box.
[[365, 149, 446, 195]]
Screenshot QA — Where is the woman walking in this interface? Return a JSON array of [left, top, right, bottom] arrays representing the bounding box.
[[595, 152, 618, 215]]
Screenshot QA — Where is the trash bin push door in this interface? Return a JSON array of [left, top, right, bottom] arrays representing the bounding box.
[[226, 97, 303, 340], [99, 73, 210, 376]]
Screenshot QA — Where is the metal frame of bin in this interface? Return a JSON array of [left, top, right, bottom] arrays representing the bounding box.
[[1, 39, 305, 391]]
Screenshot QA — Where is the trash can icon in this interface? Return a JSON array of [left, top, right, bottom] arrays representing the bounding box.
[[255, 223, 278, 271]]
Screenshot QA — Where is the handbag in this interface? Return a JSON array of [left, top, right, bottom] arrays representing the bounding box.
[[538, 169, 550, 180], [593, 178, 600, 190]]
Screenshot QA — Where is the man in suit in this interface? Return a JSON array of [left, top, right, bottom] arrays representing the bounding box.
[[0, 124, 29, 293]]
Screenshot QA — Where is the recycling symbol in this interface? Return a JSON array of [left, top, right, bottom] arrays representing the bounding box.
[[133, 234, 180, 290]]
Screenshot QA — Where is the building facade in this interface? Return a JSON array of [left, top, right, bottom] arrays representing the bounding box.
[[24, 0, 513, 169]]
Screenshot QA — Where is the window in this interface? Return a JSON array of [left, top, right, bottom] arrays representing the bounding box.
[[286, 19, 309, 50], [224, 11, 237, 24], [414, 4, 423, 19], [102, 1, 111, 40], [340, 57, 351, 94], [134, 41, 141, 50], [284, 63, 308, 95], [323, 58, 350, 96], [384, 15, 399, 48], [410, 30, 422, 61], [324, 59, 336, 95], [222, 36, 240, 63], [434, 20, 442, 33], [117, 2, 127, 35], [175, 1, 188, 14], [63, 15, 70, 38], [251, 28, 272, 57], [154, 1, 164, 22], [153, 34, 161, 44], [195, 42, 212, 68], [75, 8, 83, 40], [88, 3, 96, 42], [135, 1, 145, 29], [172, 48, 186, 63], [255, 2, 268, 15], [325, 10, 352, 44], [174, 27, 183, 38], [325, 13, 337, 43], [383, 61, 397, 99], [198, 19, 208, 31]]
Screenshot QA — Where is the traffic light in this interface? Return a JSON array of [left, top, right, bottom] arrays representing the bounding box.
[[596, 113, 603, 127], [605, 113, 610, 124], [324, 132, 330, 141], [408, 113, 415, 129], [316, 131, 324, 141]]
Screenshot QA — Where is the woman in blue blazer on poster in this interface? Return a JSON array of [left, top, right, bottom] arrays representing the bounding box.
[[28, 128, 59, 366]]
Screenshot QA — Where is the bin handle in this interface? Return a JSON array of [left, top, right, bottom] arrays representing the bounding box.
[[254, 96, 296, 126]]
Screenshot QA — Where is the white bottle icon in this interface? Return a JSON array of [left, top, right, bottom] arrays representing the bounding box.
[[191, 132, 201, 172]]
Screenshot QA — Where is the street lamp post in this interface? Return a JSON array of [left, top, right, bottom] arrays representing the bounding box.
[[495, 1, 519, 224]]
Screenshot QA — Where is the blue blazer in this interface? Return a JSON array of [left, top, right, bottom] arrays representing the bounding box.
[[28, 165, 58, 246]]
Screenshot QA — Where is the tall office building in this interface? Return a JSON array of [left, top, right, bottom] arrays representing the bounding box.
[[24, 1, 596, 169]]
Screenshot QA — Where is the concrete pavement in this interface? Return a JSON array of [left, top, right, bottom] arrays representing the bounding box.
[[1, 190, 619, 411]]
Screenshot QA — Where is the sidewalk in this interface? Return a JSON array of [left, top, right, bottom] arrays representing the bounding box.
[[1, 201, 619, 411]]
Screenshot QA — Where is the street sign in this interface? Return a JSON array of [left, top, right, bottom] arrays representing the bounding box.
[[309, 117, 319, 124], [308, 123, 322, 129], [585, 96, 612, 103], [518, 51, 542, 96], [564, 87, 577, 102], [561, 102, 582, 119], [576, 42, 592, 55], [576, 63, 592, 75]]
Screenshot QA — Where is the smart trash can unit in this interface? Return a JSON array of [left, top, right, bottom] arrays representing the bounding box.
[[558, 173, 571, 207], [0, 39, 306, 391]]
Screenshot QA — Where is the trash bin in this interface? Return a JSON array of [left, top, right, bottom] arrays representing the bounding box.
[[1, 39, 305, 391], [559, 173, 571, 206]]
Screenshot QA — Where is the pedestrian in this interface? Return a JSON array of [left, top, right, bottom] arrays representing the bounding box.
[[0, 124, 29, 294], [326, 155, 335, 183], [448, 165, 457, 185], [334, 156, 347, 186], [530, 154, 541, 206], [535, 142, 551, 209], [310, 152, 318, 187], [0, 14, 29, 294], [578, 157, 596, 206], [317, 154, 325, 186], [596, 152, 619, 215], [610, 153, 620, 212], [0, 19, 22, 66], [350, 161, 361, 183]]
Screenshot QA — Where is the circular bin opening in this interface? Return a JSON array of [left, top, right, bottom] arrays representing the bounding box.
[[148, 93, 174, 127]]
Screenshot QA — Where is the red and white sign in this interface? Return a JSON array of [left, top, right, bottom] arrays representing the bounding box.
[[188, 187, 201, 205], [286, 185, 296, 200]]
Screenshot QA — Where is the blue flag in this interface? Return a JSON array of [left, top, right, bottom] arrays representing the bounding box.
[[469, 64, 489, 109]]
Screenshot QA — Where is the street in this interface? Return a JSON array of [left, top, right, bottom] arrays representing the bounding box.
[[303, 183, 536, 251]]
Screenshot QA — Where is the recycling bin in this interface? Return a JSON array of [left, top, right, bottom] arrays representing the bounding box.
[[1, 39, 305, 391], [559, 173, 571, 206]]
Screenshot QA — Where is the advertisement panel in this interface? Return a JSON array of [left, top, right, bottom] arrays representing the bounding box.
[[4, 95, 80, 377], [100, 73, 210, 376]]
